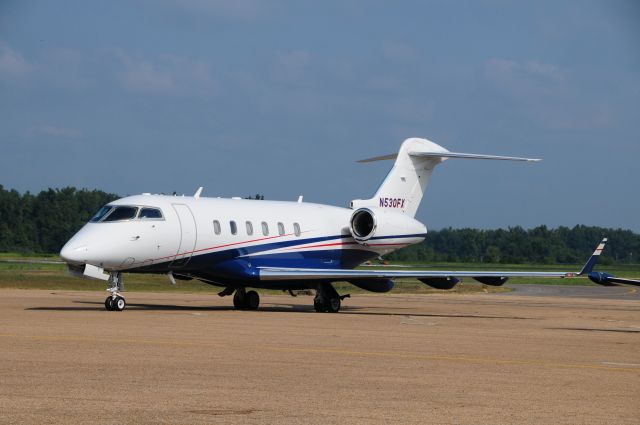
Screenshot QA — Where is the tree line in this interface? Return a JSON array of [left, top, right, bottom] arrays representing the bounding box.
[[0, 185, 119, 253], [386, 225, 639, 265], [0, 185, 638, 264]]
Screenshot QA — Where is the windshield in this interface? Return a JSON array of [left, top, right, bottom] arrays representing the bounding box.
[[89, 205, 164, 223], [102, 206, 139, 222], [90, 206, 114, 222]]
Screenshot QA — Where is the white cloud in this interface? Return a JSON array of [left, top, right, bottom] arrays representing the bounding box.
[[159, 0, 270, 20], [118, 56, 176, 95], [273, 50, 312, 82], [366, 76, 403, 91], [382, 42, 417, 61], [0, 41, 32, 79], [485, 58, 566, 87], [29, 125, 82, 139], [115, 52, 216, 96], [41, 47, 93, 90], [483, 58, 616, 130]]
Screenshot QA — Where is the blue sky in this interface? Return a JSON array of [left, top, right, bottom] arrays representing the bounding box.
[[1, 0, 638, 231]]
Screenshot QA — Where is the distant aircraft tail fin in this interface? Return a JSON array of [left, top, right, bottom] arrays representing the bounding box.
[[351, 137, 540, 217], [578, 238, 608, 275]]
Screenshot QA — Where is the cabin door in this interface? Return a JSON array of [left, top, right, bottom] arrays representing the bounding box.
[[170, 204, 197, 268]]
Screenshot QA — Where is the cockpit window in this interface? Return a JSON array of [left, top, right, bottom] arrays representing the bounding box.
[[90, 206, 113, 222], [139, 208, 163, 219], [102, 206, 138, 222]]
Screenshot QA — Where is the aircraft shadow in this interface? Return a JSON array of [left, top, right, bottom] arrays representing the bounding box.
[[25, 300, 532, 319], [548, 327, 640, 334]]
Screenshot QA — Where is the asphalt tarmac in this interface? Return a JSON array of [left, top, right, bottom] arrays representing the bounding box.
[[0, 286, 638, 424], [503, 283, 640, 300]]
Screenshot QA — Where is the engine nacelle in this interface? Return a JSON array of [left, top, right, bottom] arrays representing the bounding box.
[[419, 277, 460, 290], [473, 276, 509, 286], [349, 279, 395, 293], [349, 207, 426, 244], [350, 208, 377, 241]]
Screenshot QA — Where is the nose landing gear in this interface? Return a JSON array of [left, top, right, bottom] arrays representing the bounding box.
[[104, 272, 126, 311]]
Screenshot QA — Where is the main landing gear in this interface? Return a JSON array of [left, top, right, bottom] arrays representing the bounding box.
[[232, 288, 260, 310], [104, 272, 126, 312], [314, 283, 349, 313]]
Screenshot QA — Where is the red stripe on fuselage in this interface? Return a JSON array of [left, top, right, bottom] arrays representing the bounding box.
[[141, 233, 295, 265]]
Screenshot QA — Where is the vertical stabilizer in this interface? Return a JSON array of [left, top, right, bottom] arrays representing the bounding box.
[[352, 138, 448, 217], [352, 137, 540, 217]]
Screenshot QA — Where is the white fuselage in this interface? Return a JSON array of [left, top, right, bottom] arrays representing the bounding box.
[[60, 194, 427, 287]]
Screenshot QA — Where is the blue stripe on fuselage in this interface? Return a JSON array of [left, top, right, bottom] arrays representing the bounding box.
[[128, 232, 426, 277]]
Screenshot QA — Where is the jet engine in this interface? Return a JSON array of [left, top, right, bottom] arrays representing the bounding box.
[[350, 208, 377, 241], [473, 276, 509, 286], [419, 277, 460, 290], [349, 207, 426, 244]]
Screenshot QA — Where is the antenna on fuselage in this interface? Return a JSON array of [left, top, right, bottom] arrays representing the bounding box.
[[194, 187, 204, 199]]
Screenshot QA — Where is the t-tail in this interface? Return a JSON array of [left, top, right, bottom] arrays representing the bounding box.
[[351, 137, 540, 217]]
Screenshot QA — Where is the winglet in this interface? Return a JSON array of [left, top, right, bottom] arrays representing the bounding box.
[[194, 187, 204, 199], [578, 238, 608, 275]]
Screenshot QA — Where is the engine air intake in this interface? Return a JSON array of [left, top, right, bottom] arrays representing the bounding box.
[[350, 208, 376, 242]]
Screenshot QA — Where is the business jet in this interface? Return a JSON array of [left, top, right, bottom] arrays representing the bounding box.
[[60, 137, 583, 312]]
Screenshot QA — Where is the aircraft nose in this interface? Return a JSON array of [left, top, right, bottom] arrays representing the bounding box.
[[60, 241, 88, 264]]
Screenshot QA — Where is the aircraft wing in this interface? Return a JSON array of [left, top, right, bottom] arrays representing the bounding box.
[[260, 238, 618, 289], [258, 267, 570, 280], [258, 267, 572, 291]]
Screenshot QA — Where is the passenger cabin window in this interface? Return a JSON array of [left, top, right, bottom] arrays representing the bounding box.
[[213, 220, 221, 235], [90, 206, 113, 222], [277, 222, 285, 236], [293, 222, 301, 237], [246, 221, 253, 236], [261, 222, 269, 236], [102, 206, 138, 222], [230, 220, 237, 235], [139, 208, 163, 219]]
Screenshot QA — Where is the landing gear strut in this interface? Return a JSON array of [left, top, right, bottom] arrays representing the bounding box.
[[104, 272, 126, 312], [314, 284, 349, 313], [232, 288, 260, 310]]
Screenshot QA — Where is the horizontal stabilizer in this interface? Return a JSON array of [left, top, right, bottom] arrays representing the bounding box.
[[354, 137, 541, 217], [409, 151, 540, 162], [357, 153, 398, 163], [357, 151, 540, 163]]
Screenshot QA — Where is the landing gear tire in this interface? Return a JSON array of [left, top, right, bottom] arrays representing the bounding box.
[[105, 296, 114, 311], [104, 272, 125, 312], [113, 296, 126, 311], [233, 289, 260, 310], [314, 284, 343, 313], [314, 301, 327, 313], [326, 297, 341, 313], [245, 290, 260, 310], [233, 290, 246, 310]]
